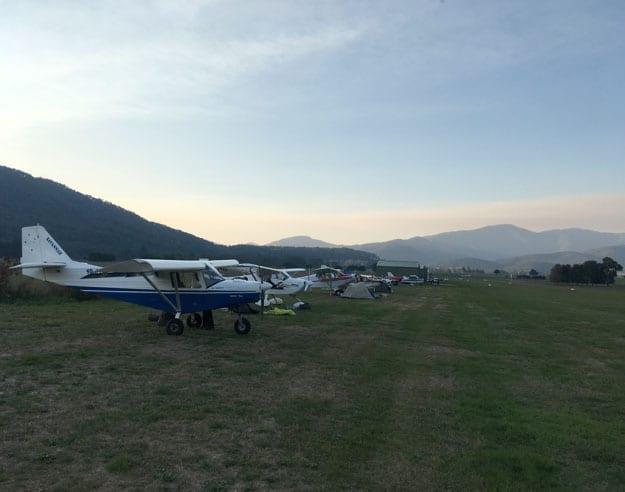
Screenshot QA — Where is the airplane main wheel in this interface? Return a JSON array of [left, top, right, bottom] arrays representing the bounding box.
[[234, 317, 251, 335], [186, 313, 202, 328], [166, 319, 184, 336]]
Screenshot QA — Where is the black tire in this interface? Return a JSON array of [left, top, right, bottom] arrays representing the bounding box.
[[186, 313, 202, 328], [233, 317, 251, 335], [166, 318, 184, 336]]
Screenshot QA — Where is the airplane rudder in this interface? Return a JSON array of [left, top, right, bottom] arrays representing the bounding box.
[[20, 226, 42, 264], [21, 225, 73, 264]]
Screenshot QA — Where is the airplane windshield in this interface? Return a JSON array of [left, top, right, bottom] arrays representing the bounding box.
[[202, 267, 223, 288], [264, 271, 287, 284]]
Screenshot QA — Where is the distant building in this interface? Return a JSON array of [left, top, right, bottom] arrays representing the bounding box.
[[376, 259, 421, 269], [375, 259, 427, 278]]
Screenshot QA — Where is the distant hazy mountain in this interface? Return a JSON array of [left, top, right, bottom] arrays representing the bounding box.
[[426, 224, 625, 259], [353, 237, 472, 265], [357, 225, 625, 267], [266, 236, 337, 248], [269, 223, 625, 273], [585, 245, 625, 266]]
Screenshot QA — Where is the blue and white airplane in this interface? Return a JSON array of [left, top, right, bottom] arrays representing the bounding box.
[[12, 225, 267, 336]]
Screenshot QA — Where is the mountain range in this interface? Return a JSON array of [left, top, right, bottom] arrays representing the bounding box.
[[2, 164, 623, 273], [268, 225, 625, 273], [0, 165, 376, 267]]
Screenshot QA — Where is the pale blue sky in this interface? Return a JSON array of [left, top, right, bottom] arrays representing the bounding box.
[[2, 0, 624, 244]]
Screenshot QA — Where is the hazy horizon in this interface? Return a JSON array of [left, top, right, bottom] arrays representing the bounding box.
[[2, 1, 624, 245], [266, 219, 625, 247]]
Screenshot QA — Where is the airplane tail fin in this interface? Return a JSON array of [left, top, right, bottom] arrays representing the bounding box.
[[12, 225, 97, 285], [15, 225, 73, 269]]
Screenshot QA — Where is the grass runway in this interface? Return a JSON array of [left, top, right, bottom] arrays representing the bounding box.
[[1, 278, 625, 489]]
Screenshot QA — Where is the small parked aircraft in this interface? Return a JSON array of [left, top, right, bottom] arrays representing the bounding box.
[[386, 272, 404, 285], [299, 266, 354, 292], [401, 274, 424, 285], [11, 225, 267, 336], [216, 263, 311, 307]]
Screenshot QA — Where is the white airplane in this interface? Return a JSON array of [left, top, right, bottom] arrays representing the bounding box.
[[11, 225, 267, 336], [386, 272, 404, 285], [400, 274, 424, 285], [217, 263, 311, 307], [299, 266, 354, 292]]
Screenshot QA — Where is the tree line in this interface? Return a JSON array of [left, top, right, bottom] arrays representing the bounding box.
[[549, 257, 623, 285]]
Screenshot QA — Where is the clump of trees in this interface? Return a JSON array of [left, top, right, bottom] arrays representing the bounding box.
[[0, 258, 13, 297], [516, 269, 546, 280], [549, 257, 623, 285]]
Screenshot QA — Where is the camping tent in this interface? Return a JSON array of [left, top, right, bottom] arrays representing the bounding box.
[[341, 282, 379, 299]]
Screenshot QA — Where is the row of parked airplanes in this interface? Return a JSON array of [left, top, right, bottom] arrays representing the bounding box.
[[12, 225, 425, 337]]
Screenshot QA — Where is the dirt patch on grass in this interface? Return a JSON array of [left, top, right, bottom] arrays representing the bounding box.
[[426, 374, 457, 391], [286, 369, 342, 401], [395, 373, 458, 398], [584, 357, 607, 369], [424, 344, 477, 360], [0, 375, 17, 395], [365, 454, 435, 490], [518, 374, 610, 406]]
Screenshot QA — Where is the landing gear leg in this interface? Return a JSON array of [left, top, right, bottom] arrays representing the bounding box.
[[186, 313, 202, 328], [201, 310, 215, 330]]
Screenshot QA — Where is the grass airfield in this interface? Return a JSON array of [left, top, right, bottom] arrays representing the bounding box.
[[1, 277, 625, 490]]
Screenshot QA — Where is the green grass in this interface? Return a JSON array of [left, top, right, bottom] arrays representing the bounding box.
[[1, 279, 625, 489]]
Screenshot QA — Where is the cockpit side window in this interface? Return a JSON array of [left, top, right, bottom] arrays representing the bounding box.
[[170, 272, 204, 289], [202, 267, 223, 288], [181, 272, 202, 288]]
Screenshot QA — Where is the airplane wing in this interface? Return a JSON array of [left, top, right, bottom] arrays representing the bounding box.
[[214, 263, 257, 278], [313, 266, 343, 275], [98, 258, 241, 274], [239, 264, 284, 274], [98, 259, 213, 274], [199, 259, 240, 268], [240, 264, 294, 281], [215, 263, 297, 289]]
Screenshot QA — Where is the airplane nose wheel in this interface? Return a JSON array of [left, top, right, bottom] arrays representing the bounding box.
[[234, 316, 251, 335], [166, 318, 184, 336]]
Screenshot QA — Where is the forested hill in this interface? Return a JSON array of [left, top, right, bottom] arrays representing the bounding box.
[[0, 166, 376, 267]]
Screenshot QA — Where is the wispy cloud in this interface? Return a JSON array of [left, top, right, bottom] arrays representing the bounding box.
[[399, 2, 625, 71], [0, 1, 368, 133], [3, 1, 622, 134]]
